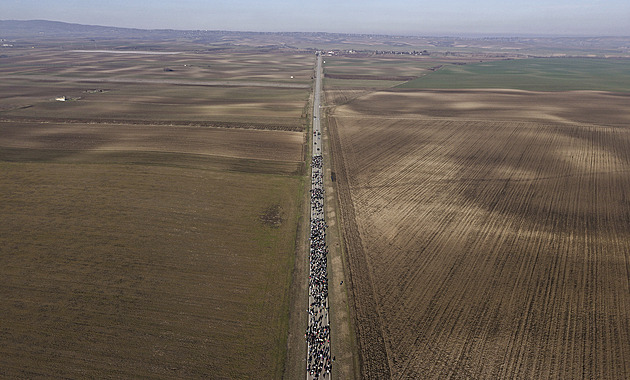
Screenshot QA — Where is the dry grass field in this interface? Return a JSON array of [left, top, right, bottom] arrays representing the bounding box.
[[0, 121, 304, 165], [322, 57, 437, 80], [321, 56, 466, 90], [1, 162, 302, 379], [0, 47, 314, 132], [0, 80, 309, 129], [0, 45, 311, 378], [320, 55, 532, 94], [0, 48, 314, 84], [327, 89, 630, 379], [0, 123, 305, 378]]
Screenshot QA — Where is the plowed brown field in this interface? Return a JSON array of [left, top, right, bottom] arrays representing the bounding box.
[[328, 89, 630, 379]]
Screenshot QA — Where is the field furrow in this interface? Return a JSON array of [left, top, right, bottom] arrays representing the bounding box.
[[329, 89, 630, 379]]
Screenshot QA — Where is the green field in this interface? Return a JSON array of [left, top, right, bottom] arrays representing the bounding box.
[[323, 77, 406, 89], [398, 58, 630, 91]]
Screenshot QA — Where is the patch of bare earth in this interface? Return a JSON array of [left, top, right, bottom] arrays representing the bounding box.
[[261, 204, 284, 227], [328, 89, 630, 379]]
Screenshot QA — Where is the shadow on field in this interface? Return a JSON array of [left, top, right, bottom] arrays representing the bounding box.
[[447, 122, 630, 233]]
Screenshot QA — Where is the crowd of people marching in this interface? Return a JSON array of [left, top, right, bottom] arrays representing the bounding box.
[[306, 154, 332, 378]]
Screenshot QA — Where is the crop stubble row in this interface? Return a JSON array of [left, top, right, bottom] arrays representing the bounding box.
[[327, 115, 392, 379], [328, 92, 630, 379]]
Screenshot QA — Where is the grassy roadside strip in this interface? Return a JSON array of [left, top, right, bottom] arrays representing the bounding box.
[[321, 102, 360, 379], [273, 171, 307, 379]]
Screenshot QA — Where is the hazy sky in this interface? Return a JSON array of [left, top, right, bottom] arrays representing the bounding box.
[[2, 0, 630, 36]]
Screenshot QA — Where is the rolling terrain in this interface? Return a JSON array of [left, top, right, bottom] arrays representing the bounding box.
[[0, 43, 311, 378], [3, 20, 630, 379], [327, 88, 630, 379]]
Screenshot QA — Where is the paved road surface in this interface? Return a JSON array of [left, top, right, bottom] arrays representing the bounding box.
[[306, 53, 332, 380]]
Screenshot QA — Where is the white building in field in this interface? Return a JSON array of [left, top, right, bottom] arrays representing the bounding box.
[[55, 96, 66, 102]]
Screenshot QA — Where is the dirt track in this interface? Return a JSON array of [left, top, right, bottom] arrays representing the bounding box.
[[328, 115, 391, 379]]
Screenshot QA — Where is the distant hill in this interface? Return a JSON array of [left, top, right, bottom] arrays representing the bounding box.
[[1, 20, 629, 57], [0, 20, 185, 38]]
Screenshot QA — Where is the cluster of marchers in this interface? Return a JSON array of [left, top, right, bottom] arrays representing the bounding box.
[[306, 154, 332, 378]]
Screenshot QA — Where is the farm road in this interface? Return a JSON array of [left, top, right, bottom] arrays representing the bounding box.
[[306, 53, 332, 379], [0, 74, 311, 89]]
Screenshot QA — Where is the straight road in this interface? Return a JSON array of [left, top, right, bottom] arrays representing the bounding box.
[[306, 53, 332, 380]]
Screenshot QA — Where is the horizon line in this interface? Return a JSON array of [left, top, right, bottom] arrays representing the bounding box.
[[3, 19, 630, 40]]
